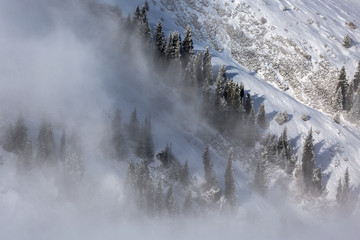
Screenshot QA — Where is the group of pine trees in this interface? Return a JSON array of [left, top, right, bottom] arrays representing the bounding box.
[[335, 63, 360, 120], [1, 116, 84, 180]]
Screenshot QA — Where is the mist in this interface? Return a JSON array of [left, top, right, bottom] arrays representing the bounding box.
[[0, 0, 359, 239]]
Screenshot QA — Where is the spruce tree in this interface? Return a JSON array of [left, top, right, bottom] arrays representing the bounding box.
[[253, 160, 267, 196], [155, 179, 164, 215], [194, 52, 203, 87], [203, 46, 213, 85], [141, 5, 152, 42], [202, 147, 221, 203], [154, 20, 166, 57], [111, 109, 127, 160], [180, 160, 190, 186], [128, 108, 140, 142], [224, 149, 237, 206], [342, 168, 350, 204], [181, 26, 194, 66], [166, 185, 178, 216], [336, 178, 343, 204], [353, 61, 360, 92], [13, 116, 28, 155], [301, 128, 315, 189], [125, 161, 137, 193], [64, 132, 85, 182], [144, 0, 149, 11], [146, 179, 155, 216], [137, 160, 150, 191], [183, 189, 192, 215], [37, 119, 56, 164], [59, 130, 66, 161], [312, 167, 323, 196], [133, 6, 142, 27], [257, 103, 267, 129], [335, 66, 348, 111], [144, 117, 154, 161], [2, 124, 14, 153], [245, 93, 252, 115]]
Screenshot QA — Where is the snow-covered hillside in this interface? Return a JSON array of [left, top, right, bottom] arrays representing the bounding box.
[[136, 0, 360, 113], [1, 0, 360, 239]]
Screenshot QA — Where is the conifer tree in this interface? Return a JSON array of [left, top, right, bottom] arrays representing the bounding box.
[[146, 179, 155, 216], [141, 5, 152, 42], [112, 109, 127, 160], [257, 103, 267, 129], [137, 160, 150, 191], [59, 130, 66, 161], [144, 117, 154, 161], [353, 61, 360, 92], [224, 149, 237, 206], [253, 160, 267, 196], [13, 116, 28, 155], [342, 168, 350, 204], [335, 66, 348, 111], [202, 147, 221, 203], [144, 0, 149, 11], [125, 161, 137, 193], [2, 124, 14, 153], [155, 179, 164, 214], [154, 20, 166, 57], [181, 26, 194, 66], [336, 178, 343, 204], [180, 160, 190, 186], [128, 108, 140, 142], [133, 6, 142, 27], [64, 132, 85, 182], [166, 185, 178, 216], [203, 46, 213, 85], [312, 167, 323, 196], [37, 119, 56, 164], [194, 52, 203, 87], [301, 128, 315, 189], [244, 93, 252, 115], [245, 107, 256, 147], [183, 189, 192, 215]]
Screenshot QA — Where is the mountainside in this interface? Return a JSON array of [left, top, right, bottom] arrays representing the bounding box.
[[1, 0, 360, 239], [139, 0, 360, 114]]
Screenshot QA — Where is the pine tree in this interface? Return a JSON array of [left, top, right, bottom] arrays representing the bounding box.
[[257, 103, 267, 129], [348, 86, 360, 121], [128, 108, 140, 142], [37, 119, 56, 164], [2, 124, 14, 152], [154, 20, 166, 57], [245, 93, 252, 115], [179, 160, 190, 186], [335, 66, 348, 111], [144, 0, 149, 11], [125, 161, 137, 193], [194, 52, 203, 87], [253, 160, 267, 196], [112, 109, 127, 160], [342, 168, 350, 204], [183, 189, 192, 216], [345, 81, 354, 112], [141, 5, 152, 42], [13, 116, 28, 155], [203, 46, 213, 86], [137, 160, 150, 191], [202, 147, 221, 203], [301, 128, 315, 189], [224, 149, 237, 206], [342, 34, 352, 48], [312, 167, 323, 196], [245, 107, 256, 147], [155, 179, 164, 215], [336, 178, 343, 204], [146, 179, 155, 216], [277, 127, 292, 168], [133, 6, 142, 27], [59, 130, 66, 161], [166, 185, 178, 216], [64, 132, 85, 182], [144, 116, 154, 161], [353, 61, 360, 92], [181, 26, 194, 66]]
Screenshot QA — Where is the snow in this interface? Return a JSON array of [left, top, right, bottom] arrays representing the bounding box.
[[1, 0, 360, 239]]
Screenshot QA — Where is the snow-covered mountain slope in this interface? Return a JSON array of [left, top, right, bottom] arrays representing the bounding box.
[[134, 0, 360, 113], [1, 0, 360, 239]]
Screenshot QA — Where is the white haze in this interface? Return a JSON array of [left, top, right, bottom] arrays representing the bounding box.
[[0, 0, 359, 239]]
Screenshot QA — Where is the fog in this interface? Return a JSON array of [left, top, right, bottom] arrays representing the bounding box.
[[0, 0, 359, 239]]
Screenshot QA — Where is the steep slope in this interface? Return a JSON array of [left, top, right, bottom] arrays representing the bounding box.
[[140, 0, 360, 114]]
